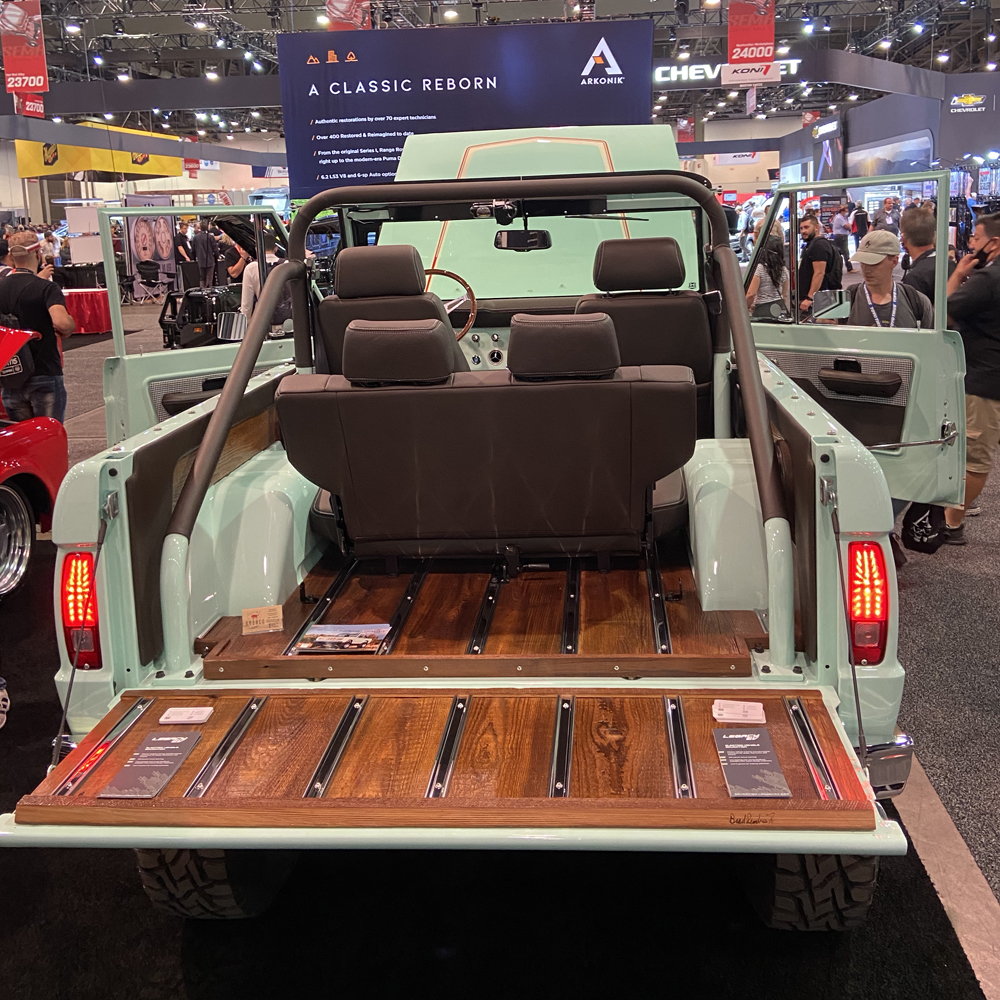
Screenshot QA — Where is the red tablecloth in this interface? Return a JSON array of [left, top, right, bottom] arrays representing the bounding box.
[[64, 288, 112, 336]]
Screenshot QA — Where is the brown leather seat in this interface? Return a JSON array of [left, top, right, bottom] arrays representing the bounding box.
[[317, 244, 469, 374], [275, 313, 697, 558], [576, 237, 713, 435]]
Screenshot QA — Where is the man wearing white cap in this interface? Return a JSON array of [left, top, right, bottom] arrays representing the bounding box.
[[846, 229, 933, 329]]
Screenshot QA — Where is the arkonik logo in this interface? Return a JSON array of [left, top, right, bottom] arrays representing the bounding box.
[[581, 37, 624, 86]]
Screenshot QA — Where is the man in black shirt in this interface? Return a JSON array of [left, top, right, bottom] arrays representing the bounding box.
[[0, 232, 76, 423], [900, 206, 954, 307], [798, 215, 838, 315], [943, 211, 1000, 542], [192, 221, 216, 288], [173, 221, 192, 265], [223, 240, 250, 283]]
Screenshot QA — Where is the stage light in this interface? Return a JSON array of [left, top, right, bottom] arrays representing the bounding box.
[[196, 112, 207, 120], [206, 70, 219, 79], [193, 20, 207, 28], [988, 150, 1000, 159], [717, 100, 726, 107], [444, 7, 459, 16], [990, 33, 998, 42], [913, 21, 924, 33], [251, 110, 261, 117], [678, 48, 690, 59], [653, 104, 662, 110], [117, 71, 130, 81], [244, 50, 253, 60], [785, 96, 793, 103], [777, 43, 790, 55], [252, 60, 263, 71], [803, 20, 814, 33], [161, 122, 170, 128], [937, 51, 950, 62], [316, 14, 329, 23], [829, 103, 836, 109], [245, 126, 251, 131], [153, 107, 160, 114], [755, 112, 767, 119], [113, 18, 124, 33], [104, 113, 114, 120], [704, 0, 721, 6], [210, 113, 219, 121], [989, 62, 998, 71], [973, 155, 985, 164], [65, 21, 81, 34], [823, 16, 830, 30], [197, 129, 206, 135], [260, 127, 268, 132], [226, 135, 233, 140], [849, 93, 858, 100], [93, 54, 103, 65], [52, 116, 63, 123], [879, 38, 892, 48]]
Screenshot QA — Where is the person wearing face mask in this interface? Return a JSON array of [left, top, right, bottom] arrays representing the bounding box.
[[942, 212, 1000, 543]]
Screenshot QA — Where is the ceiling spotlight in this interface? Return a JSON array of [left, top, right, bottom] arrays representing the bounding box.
[[244, 126, 251, 132], [244, 50, 253, 60], [755, 112, 767, 119], [879, 38, 892, 49], [193, 19, 207, 29], [93, 54, 103, 65], [252, 60, 263, 71], [653, 104, 662, 110], [704, 0, 721, 6], [161, 122, 170, 128], [678, 48, 690, 59], [196, 112, 206, 120], [937, 51, 950, 62], [973, 155, 985, 164], [316, 13, 329, 23], [785, 96, 793, 103], [913, 21, 924, 33], [443, 7, 459, 16], [197, 129, 206, 135], [260, 127, 268, 132], [226, 135, 234, 140], [251, 110, 261, 117], [668, 26, 677, 41], [848, 93, 858, 100], [828, 103, 836, 109], [152, 107, 160, 114], [205, 70, 219, 79], [988, 150, 1000, 159], [65, 21, 81, 34], [210, 113, 219, 121], [103, 113, 114, 120], [803, 21, 814, 34], [989, 33, 998, 42], [117, 70, 130, 81], [822, 16, 830, 30], [113, 18, 124, 33], [777, 43, 790, 55], [989, 62, 998, 71], [701, 116, 709, 122], [52, 116, 63, 123], [216, 37, 226, 47], [717, 100, 726, 107], [728, 91, 739, 98]]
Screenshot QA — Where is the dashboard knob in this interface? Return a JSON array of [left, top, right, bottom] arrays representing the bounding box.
[[471, 355, 481, 365], [471, 334, 480, 343], [491, 333, 500, 342]]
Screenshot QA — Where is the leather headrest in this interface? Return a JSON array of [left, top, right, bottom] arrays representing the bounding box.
[[507, 312, 620, 381], [334, 245, 426, 299], [343, 319, 454, 385], [592, 237, 686, 292]]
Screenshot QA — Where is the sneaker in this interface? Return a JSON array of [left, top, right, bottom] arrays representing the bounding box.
[[943, 524, 967, 545], [966, 501, 982, 517]]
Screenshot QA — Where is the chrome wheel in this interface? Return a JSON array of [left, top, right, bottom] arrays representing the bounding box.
[[0, 482, 33, 598]]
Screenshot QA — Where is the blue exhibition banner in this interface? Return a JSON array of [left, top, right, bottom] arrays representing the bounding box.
[[276, 21, 654, 198]]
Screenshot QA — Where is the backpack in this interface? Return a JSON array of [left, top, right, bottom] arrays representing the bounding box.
[[822, 237, 843, 289]]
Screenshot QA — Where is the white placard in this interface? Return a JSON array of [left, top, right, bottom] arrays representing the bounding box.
[[721, 62, 780, 86], [65, 206, 100, 235], [199, 160, 221, 171], [714, 151, 761, 166], [67, 235, 104, 264]]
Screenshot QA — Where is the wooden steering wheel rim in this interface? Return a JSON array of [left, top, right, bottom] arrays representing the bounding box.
[[424, 267, 478, 341]]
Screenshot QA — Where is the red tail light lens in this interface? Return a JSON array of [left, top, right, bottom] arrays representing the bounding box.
[[848, 541, 888, 665], [60, 551, 102, 670]]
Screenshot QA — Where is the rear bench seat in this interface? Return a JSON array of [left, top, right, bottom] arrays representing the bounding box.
[[276, 312, 696, 557]]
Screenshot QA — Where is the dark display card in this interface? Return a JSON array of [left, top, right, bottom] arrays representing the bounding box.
[[97, 731, 202, 799], [713, 728, 792, 799]]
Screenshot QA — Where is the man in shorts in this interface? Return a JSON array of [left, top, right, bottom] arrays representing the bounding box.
[[944, 212, 1000, 543]]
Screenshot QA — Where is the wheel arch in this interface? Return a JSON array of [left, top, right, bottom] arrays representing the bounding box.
[[2, 471, 50, 522]]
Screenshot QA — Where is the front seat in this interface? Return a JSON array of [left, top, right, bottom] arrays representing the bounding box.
[[317, 244, 470, 374]]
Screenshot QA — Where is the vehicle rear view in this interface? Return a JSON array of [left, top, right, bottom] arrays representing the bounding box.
[[3, 128, 962, 932]]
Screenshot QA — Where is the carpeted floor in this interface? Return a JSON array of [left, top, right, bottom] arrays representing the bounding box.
[[0, 543, 987, 1000]]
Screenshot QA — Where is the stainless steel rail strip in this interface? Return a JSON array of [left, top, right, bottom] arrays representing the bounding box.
[[561, 558, 581, 654], [304, 696, 368, 798], [644, 541, 672, 654], [426, 695, 471, 798], [664, 696, 697, 799], [54, 697, 155, 797], [466, 564, 503, 655], [784, 696, 840, 801], [282, 558, 358, 656], [185, 696, 268, 798], [377, 563, 429, 655], [548, 696, 576, 798]]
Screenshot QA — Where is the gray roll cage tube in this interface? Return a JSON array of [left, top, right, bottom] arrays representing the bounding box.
[[164, 170, 791, 656]]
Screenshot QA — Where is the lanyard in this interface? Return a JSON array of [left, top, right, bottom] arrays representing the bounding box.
[[863, 281, 896, 328]]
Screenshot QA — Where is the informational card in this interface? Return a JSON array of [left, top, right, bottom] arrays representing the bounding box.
[[97, 731, 202, 799], [292, 623, 391, 654], [242, 604, 284, 635], [159, 706, 214, 725], [712, 699, 766, 724], [713, 728, 791, 799]]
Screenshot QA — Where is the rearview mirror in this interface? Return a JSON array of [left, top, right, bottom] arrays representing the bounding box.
[[494, 230, 552, 252], [811, 288, 851, 320]]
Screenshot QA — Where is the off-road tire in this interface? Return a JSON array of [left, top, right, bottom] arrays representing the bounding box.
[[135, 848, 299, 919], [742, 853, 879, 931]]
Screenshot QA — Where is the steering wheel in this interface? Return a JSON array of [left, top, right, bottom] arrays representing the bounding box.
[[425, 267, 477, 341]]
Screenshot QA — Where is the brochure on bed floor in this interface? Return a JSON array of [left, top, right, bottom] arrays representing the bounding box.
[[292, 624, 392, 654], [713, 728, 792, 799]]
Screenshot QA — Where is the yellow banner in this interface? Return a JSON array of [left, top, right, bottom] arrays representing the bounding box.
[[16, 123, 182, 178]]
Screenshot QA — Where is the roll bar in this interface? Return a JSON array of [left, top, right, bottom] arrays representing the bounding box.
[[166, 258, 305, 540]]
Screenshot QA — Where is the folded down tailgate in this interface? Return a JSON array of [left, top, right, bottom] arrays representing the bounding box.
[[6, 686, 905, 854]]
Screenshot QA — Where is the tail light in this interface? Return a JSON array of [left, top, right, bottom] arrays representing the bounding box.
[[60, 551, 102, 670], [847, 541, 888, 666]]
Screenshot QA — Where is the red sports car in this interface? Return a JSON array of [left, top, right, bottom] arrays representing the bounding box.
[[0, 327, 69, 598]]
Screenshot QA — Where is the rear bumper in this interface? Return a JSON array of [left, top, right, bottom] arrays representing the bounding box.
[[0, 808, 907, 855]]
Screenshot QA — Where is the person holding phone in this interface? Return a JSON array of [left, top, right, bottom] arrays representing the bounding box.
[[944, 212, 1000, 543]]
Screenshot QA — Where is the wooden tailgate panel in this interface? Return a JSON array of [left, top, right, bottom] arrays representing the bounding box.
[[16, 688, 874, 832]]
